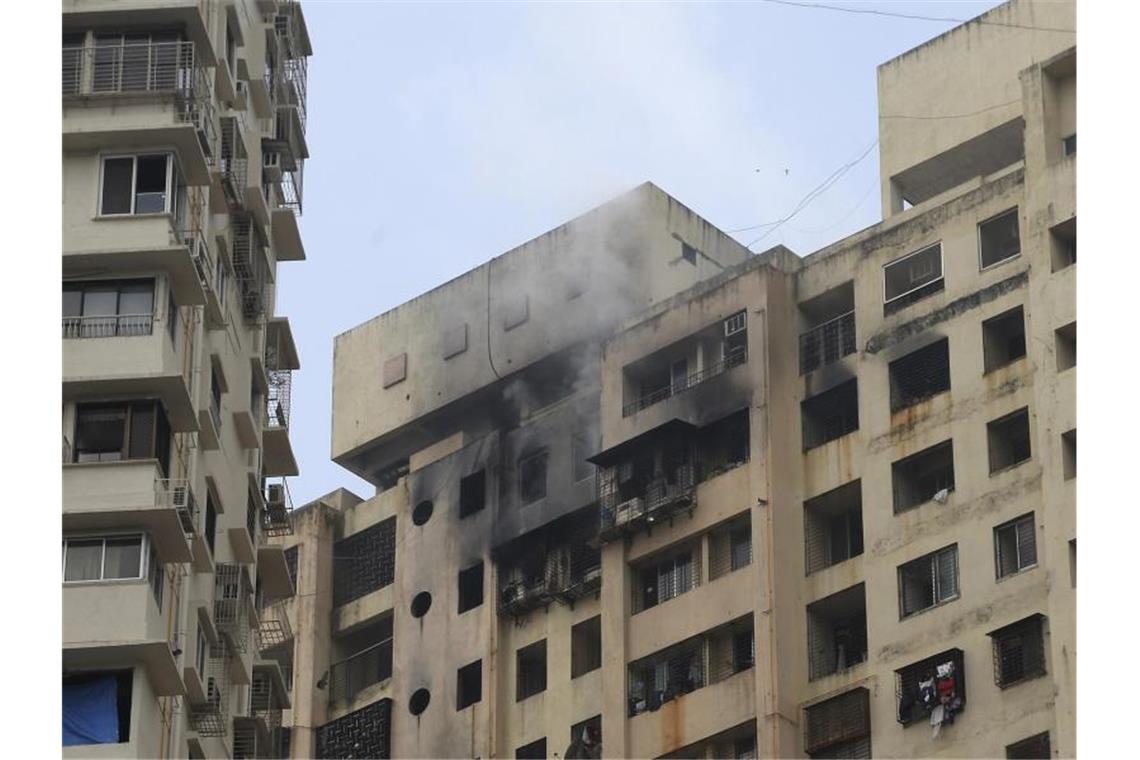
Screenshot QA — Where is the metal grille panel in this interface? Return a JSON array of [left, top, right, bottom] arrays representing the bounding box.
[[804, 688, 870, 755], [333, 518, 396, 607], [316, 698, 392, 759]]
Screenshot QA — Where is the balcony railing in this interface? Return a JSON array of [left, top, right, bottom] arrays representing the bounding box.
[[215, 564, 252, 654], [799, 311, 856, 374], [266, 369, 292, 429], [599, 463, 695, 542], [63, 314, 154, 339], [262, 476, 295, 537], [258, 599, 294, 652], [329, 639, 393, 704], [623, 349, 747, 417]]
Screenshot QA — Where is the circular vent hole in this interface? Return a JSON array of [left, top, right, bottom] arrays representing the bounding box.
[[409, 688, 431, 716], [410, 591, 432, 618], [412, 500, 434, 526]]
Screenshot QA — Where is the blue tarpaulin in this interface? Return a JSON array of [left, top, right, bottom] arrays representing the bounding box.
[[63, 674, 121, 746]]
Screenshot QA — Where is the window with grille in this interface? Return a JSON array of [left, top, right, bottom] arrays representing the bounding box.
[[884, 243, 944, 313], [889, 339, 950, 412], [807, 584, 867, 680], [804, 481, 863, 575], [332, 517, 396, 606], [709, 515, 752, 581], [898, 545, 959, 618], [989, 615, 1047, 688], [994, 513, 1037, 579], [979, 208, 1022, 269], [516, 640, 547, 701], [284, 546, 299, 592], [635, 548, 698, 612], [315, 698, 392, 759], [895, 648, 966, 726], [804, 688, 871, 758], [1006, 731, 1050, 759]]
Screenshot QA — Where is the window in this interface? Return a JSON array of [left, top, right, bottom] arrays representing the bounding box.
[[803, 688, 871, 759], [92, 31, 182, 93], [456, 660, 482, 710], [516, 738, 546, 759], [807, 584, 867, 680], [1055, 321, 1076, 371], [1007, 732, 1050, 759], [989, 615, 1047, 688], [995, 513, 1037, 579], [148, 543, 164, 608], [458, 562, 484, 614], [284, 545, 299, 592], [167, 289, 178, 343], [1062, 429, 1076, 480], [1050, 217, 1076, 271], [516, 640, 547, 701], [982, 307, 1026, 373], [891, 440, 955, 513], [204, 492, 218, 556], [571, 616, 602, 678], [987, 407, 1032, 473], [63, 535, 145, 582], [209, 365, 224, 431], [635, 548, 698, 612], [518, 451, 548, 505], [569, 716, 602, 756], [733, 733, 758, 760], [1069, 539, 1076, 588], [63, 670, 133, 745], [63, 280, 155, 338], [681, 240, 698, 265], [804, 481, 863, 575], [889, 338, 950, 412], [1062, 133, 1076, 157], [196, 623, 208, 678], [731, 526, 752, 571], [709, 515, 752, 581], [978, 208, 1021, 268], [571, 431, 594, 482], [459, 470, 486, 518], [895, 648, 965, 726], [100, 154, 178, 215], [898, 545, 959, 618], [801, 379, 859, 450], [884, 243, 944, 312], [73, 401, 171, 475]]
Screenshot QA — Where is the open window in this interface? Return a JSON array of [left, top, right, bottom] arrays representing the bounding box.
[[995, 513, 1037, 580], [459, 469, 486, 518], [892, 440, 955, 513], [633, 544, 699, 613], [1050, 217, 1076, 272], [889, 339, 950, 412], [987, 407, 1032, 474], [1006, 732, 1051, 759], [708, 513, 752, 581], [804, 481, 863, 575], [884, 244, 944, 314], [898, 545, 959, 618], [73, 401, 172, 475], [518, 451, 548, 506], [1062, 429, 1076, 480], [571, 616, 602, 678], [63, 670, 133, 746], [989, 614, 1047, 688], [1055, 322, 1076, 371], [456, 660, 482, 710], [807, 584, 867, 680], [978, 208, 1021, 269], [100, 154, 180, 216], [516, 640, 547, 701], [799, 282, 856, 374], [458, 562, 484, 614], [801, 380, 859, 450], [982, 307, 1026, 373], [516, 738, 547, 759], [63, 534, 146, 582], [569, 716, 602, 758]]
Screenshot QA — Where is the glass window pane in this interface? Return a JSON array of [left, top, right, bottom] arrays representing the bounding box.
[[135, 155, 169, 215], [103, 537, 143, 579], [101, 158, 134, 214], [64, 540, 104, 581], [128, 402, 156, 460], [63, 287, 83, 317], [118, 282, 154, 315], [75, 406, 126, 461]]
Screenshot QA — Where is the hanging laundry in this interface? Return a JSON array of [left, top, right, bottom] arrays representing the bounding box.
[[930, 704, 945, 739]]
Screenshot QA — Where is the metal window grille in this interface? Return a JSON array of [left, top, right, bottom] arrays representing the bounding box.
[[633, 547, 700, 614], [899, 546, 958, 618], [804, 487, 863, 576], [807, 588, 868, 681], [257, 599, 293, 652], [215, 563, 252, 653], [995, 513, 1037, 579], [804, 688, 870, 756], [623, 348, 747, 417], [802, 380, 860, 449], [1006, 731, 1050, 759], [800, 311, 857, 374], [894, 648, 966, 726], [316, 698, 392, 760], [284, 545, 299, 590], [329, 638, 394, 704], [708, 516, 752, 581], [189, 642, 233, 737], [889, 339, 951, 412], [628, 638, 706, 716], [262, 477, 295, 537], [990, 615, 1047, 688], [332, 517, 397, 606]]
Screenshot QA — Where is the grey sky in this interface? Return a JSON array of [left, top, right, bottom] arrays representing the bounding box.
[[278, 0, 1003, 506]]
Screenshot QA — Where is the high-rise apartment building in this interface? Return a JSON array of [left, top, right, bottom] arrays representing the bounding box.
[[61, 2, 311, 758], [277, 1, 1074, 758]]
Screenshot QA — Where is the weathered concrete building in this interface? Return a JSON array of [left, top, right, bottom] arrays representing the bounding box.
[[277, 1, 1075, 758], [61, 1, 311, 757]]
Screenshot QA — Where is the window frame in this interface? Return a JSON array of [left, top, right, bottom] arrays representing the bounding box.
[[883, 243, 944, 306], [898, 544, 960, 619], [977, 206, 1022, 271], [994, 512, 1037, 580], [97, 152, 179, 217], [72, 400, 171, 474], [63, 279, 157, 338], [518, 450, 548, 506], [62, 533, 150, 584]]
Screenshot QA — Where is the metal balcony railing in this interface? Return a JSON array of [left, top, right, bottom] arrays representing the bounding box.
[[62, 313, 154, 339], [258, 599, 293, 652], [266, 369, 292, 429], [329, 638, 393, 704], [599, 463, 695, 541], [623, 349, 747, 417], [261, 476, 295, 537], [156, 478, 199, 536], [215, 564, 252, 653], [189, 642, 232, 737], [800, 311, 857, 375]]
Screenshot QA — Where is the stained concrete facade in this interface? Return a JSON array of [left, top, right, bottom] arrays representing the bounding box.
[[61, 1, 311, 757], [286, 2, 1075, 758]]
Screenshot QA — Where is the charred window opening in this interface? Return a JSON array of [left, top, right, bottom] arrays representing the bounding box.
[[982, 307, 1026, 373], [332, 517, 396, 607], [633, 544, 700, 614], [804, 688, 871, 759], [807, 584, 867, 680], [895, 648, 966, 726], [892, 440, 955, 513], [889, 339, 950, 412], [516, 738, 547, 759], [1050, 217, 1076, 272], [456, 660, 482, 710], [518, 451, 548, 505], [989, 615, 1047, 688], [1055, 322, 1076, 371], [460, 470, 486, 518], [597, 430, 695, 541], [412, 500, 433, 526], [978, 208, 1021, 269], [63, 669, 133, 745], [799, 282, 856, 374], [697, 409, 750, 480], [1062, 133, 1076, 156], [988, 407, 1031, 473], [884, 243, 944, 315], [516, 640, 547, 701], [804, 480, 863, 575], [802, 380, 859, 450], [458, 562, 484, 614], [571, 616, 602, 678], [1062, 429, 1076, 480], [1006, 732, 1050, 759], [569, 715, 602, 757], [571, 431, 595, 483], [995, 513, 1037, 580], [375, 459, 408, 493], [499, 509, 600, 616], [898, 544, 959, 618]]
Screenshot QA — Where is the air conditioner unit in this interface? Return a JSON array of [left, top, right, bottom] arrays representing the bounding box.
[[724, 311, 747, 337], [267, 483, 285, 508], [615, 496, 643, 526]]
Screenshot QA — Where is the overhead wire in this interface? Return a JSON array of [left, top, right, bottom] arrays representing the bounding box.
[[754, 0, 1075, 34]]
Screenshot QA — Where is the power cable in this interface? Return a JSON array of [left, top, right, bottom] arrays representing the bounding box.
[[880, 98, 1021, 121], [785, 177, 879, 235], [755, 0, 1075, 34]]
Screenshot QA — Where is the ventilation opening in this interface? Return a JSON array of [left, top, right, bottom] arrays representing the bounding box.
[[892, 441, 955, 513], [456, 660, 482, 710], [410, 592, 432, 618], [1055, 322, 1076, 371], [807, 584, 867, 681], [801, 380, 859, 450], [889, 338, 950, 412], [457, 562, 484, 614], [571, 616, 602, 679], [987, 407, 1031, 474], [408, 688, 430, 716], [982, 306, 1026, 374], [459, 470, 486, 517], [412, 500, 433, 526], [804, 480, 863, 575], [978, 208, 1021, 269]]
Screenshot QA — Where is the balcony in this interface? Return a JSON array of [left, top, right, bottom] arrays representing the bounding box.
[[263, 363, 298, 477], [599, 461, 695, 543], [329, 638, 393, 705], [214, 564, 254, 685], [62, 40, 216, 184], [178, 227, 228, 327], [799, 311, 856, 375], [623, 350, 746, 418], [257, 600, 294, 654], [61, 1, 220, 66], [62, 461, 193, 563]]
